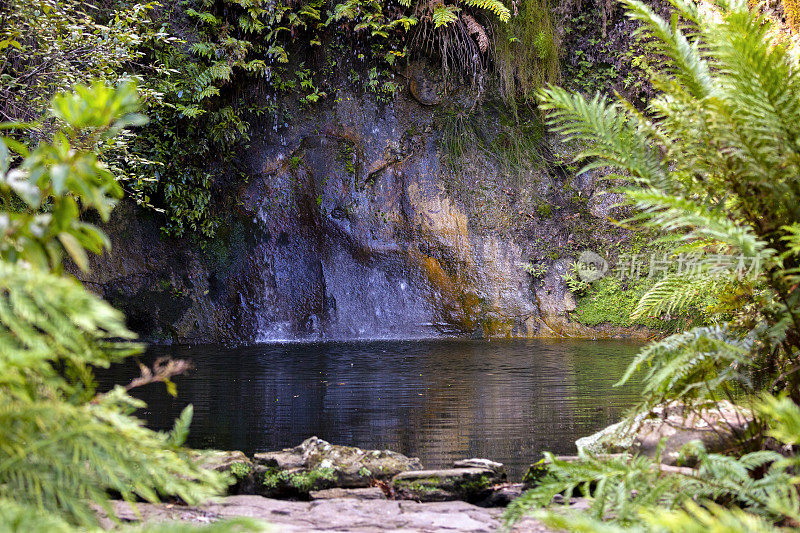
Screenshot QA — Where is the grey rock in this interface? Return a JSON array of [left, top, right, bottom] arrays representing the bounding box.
[[393, 467, 504, 503], [576, 401, 755, 465], [310, 487, 387, 500], [253, 436, 422, 497], [103, 494, 574, 532], [189, 450, 255, 495], [79, 77, 639, 344], [453, 458, 505, 475], [478, 483, 525, 507]]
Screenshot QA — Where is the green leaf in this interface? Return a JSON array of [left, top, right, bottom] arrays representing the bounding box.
[[169, 404, 193, 446], [58, 232, 89, 272]]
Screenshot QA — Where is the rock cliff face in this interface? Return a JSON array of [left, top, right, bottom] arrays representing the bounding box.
[[78, 69, 635, 343]]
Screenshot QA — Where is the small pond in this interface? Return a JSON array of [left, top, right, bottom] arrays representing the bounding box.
[[99, 339, 643, 479]]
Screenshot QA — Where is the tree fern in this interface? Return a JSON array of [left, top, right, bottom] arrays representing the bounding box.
[[536, 87, 668, 186]]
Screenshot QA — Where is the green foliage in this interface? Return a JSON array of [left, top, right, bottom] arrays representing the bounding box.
[[432, 4, 461, 27], [514, 0, 800, 529], [3, 0, 550, 239], [616, 325, 755, 413], [1, 83, 144, 272], [507, 409, 800, 529], [439, 99, 547, 177], [559, 3, 655, 105], [521, 261, 548, 278], [0, 0, 162, 125], [538, 0, 800, 401], [462, 0, 511, 21], [573, 275, 706, 330], [492, 0, 560, 101], [229, 462, 253, 479], [506, 451, 686, 526], [0, 84, 246, 532], [261, 466, 336, 492], [562, 261, 592, 294]]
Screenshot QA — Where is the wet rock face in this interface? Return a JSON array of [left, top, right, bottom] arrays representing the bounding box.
[[252, 436, 422, 498], [83, 74, 628, 343]]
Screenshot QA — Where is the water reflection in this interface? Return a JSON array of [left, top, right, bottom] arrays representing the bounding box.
[[98, 339, 642, 479]]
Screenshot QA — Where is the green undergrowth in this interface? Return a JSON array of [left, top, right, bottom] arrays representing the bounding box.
[[261, 467, 336, 492], [3, 0, 562, 241], [569, 241, 721, 331], [229, 462, 252, 479], [492, 0, 561, 102], [439, 98, 548, 179], [572, 276, 692, 331]]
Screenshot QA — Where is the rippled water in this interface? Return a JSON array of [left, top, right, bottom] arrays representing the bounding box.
[[98, 339, 642, 479]]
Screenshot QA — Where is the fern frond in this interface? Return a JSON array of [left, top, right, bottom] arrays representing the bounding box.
[[537, 86, 668, 186], [189, 42, 216, 59], [631, 269, 731, 319], [432, 4, 460, 28], [0, 262, 140, 382], [620, 0, 711, 99], [328, 0, 360, 23], [624, 189, 770, 259], [756, 394, 800, 446], [642, 501, 783, 533], [617, 325, 753, 407], [185, 8, 222, 26], [460, 0, 511, 22]]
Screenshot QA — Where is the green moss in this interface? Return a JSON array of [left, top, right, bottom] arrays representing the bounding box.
[[229, 462, 252, 479], [523, 459, 549, 487], [261, 467, 337, 493], [336, 141, 357, 176], [572, 276, 705, 332], [394, 473, 493, 496], [536, 202, 552, 218], [457, 474, 492, 494], [492, 0, 561, 101], [394, 476, 442, 488]]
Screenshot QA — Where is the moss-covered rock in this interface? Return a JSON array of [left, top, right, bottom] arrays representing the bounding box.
[[392, 467, 504, 503], [190, 450, 255, 494], [252, 436, 422, 498], [522, 458, 550, 489]]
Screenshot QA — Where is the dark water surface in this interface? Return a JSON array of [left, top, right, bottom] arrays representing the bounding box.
[[98, 339, 642, 479]]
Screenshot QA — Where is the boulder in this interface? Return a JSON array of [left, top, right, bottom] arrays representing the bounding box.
[[190, 450, 255, 494], [477, 483, 525, 507], [576, 401, 755, 465], [453, 458, 505, 476], [309, 487, 387, 500], [252, 436, 422, 498], [392, 467, 504, 503]]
